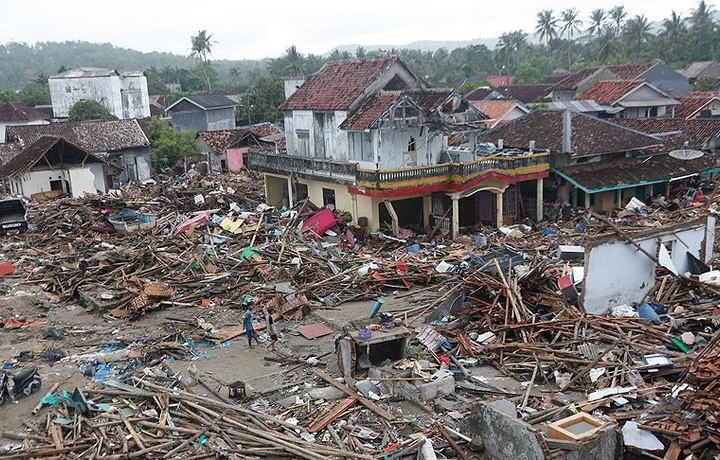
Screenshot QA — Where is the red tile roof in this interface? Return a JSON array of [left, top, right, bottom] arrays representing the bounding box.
[[0, 142, 22, 165], [495, 84, 552, 103], [6, 119, 149, 153], [465, 87, 495, 100], [476, 110, 663, 158], [198, 124, 286, 153], [550, 67, 604, 91], [0, 136, 109, 178], [609, 118, 720, 150], [673, 96, 720, 119], [605, 62, 656, 80], [0, 102, 48, 122], [280, 56, 399, 111], [471, 100, 525, 126], [577, 80, 644, 105], [487, 75, 513, 88], [340, 92, 402, 131], [339, 89, 454, 131]]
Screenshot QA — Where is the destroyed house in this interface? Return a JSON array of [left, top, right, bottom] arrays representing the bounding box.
[[247, 56, 551, 237], [0, 136, 114, 198], [197, 123, 284, 173], [6, 119, 151, 187]]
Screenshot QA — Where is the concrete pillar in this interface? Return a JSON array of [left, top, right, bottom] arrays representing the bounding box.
[[263, 174, 271, 207], [584, 192, 590, 209], [536, 178, 544, 222], [422, 195, 432, 231], [616, 189, 622, 207], [451, 195, 460, 238], [286, 177, 294, 208], [350, 193, 358, 222], [495, 190, 504, 228]]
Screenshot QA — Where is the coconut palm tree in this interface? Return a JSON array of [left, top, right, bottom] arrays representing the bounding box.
[[535, 10, 558, 45], [661, 11, 686, 59], [190, 29, 215, 91], [560, 8, 583, 68], [284, 45, 305, 76], [586, 9, 606, 38], [609, 6, 628, 35], [624, 15, 652, 62], [690, 0, 714, 26]]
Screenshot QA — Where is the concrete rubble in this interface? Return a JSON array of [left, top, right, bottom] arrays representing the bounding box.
[[0, 168, 718, 458]]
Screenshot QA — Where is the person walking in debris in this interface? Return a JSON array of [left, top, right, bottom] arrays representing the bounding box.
[[244, 304, 260, 348], [264, 306, 278, 351]]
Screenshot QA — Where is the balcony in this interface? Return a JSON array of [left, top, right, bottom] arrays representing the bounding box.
[[355, 152, 550, 190], [247, 151, 356, 184], [247, 150, 550, 192]]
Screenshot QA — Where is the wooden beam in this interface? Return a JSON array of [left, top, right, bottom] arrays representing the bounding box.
[[313, 369, 394, 421]]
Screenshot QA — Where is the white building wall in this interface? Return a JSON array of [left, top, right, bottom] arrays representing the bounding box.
[[120, 75, 151, 119], [582, 219, 714, 314], [18, 167, 99, 198], [49, 73, 149, 119], [376, 128, 443, 169], [89, 163, 107, 192]]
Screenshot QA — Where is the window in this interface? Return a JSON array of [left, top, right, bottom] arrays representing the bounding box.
[[295, 183, 308, 203], [296, 129, 310, 156], [408, 136, 416, 151], [322, 187, 336, 207]]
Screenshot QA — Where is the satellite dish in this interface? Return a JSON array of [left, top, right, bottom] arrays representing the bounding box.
[[669, 149, 705, 161]]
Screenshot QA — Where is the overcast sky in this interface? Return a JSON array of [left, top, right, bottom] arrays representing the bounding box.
[[0, 0, 709, 60]]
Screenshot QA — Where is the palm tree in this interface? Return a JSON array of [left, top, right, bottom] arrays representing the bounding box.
[[496, 32, 514, 68], [586, 9, 606, 38], [535, 10, 558, 45], [609, 5, 628, 35], [596, 27, 619, 61], [355, 46, 366, 59], [284, 45, 305, 76], [661, 11, 686, 59], [560, 8, 583, 68], [190, 29, 215, 91], [690, 0, 714, 26], [624, 15, 652, 62]]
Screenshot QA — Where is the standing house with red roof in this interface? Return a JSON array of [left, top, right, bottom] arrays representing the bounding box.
[[247, 57, 551, 236], [576, 80, 680, 118], [549, 62, 689, 103]]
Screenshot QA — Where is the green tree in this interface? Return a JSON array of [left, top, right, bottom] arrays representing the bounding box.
[[693, 76, 719, 91], [68, 100, 117, 121], [560, 8, 583, 68], [190, 30, 215, 91], [661, 11, 686, 62], [0, 89, 19, 104], [586, 9, 606, 38], [609, 5, 628, 35], [624, 15, 652, 62], [535, 10, 558, 45], [145, 117, 197, 170]]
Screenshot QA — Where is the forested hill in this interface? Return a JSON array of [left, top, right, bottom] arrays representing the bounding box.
[[0, 40, 263, 89]]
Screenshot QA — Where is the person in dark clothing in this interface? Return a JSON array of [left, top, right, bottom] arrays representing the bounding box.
[[243, 304, 260, 348]]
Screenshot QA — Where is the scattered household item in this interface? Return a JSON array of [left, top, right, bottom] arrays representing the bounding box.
[[547, 412, 605, 441]]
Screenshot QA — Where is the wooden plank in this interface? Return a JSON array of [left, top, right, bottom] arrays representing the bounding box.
[[663, 441, 682, 460], [313, 369, 394, 421], [309, 397, 357, 433]]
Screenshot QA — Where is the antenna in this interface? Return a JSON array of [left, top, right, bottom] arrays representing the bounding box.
[[668, 149, 704, 161]]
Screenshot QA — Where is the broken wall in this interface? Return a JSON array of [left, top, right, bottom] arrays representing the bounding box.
[[582, 217, 715, 314]]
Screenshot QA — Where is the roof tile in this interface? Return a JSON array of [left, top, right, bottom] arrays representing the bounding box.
[[476, 110, 663, 158], [577, 80, 644, 105], [280, 57, 399, 111]]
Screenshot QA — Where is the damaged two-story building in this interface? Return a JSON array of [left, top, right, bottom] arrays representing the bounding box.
[[247, 57, 550, 236]]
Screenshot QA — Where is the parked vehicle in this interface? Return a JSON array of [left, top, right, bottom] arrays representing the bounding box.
[[0, 365, 42, 406], [0, 198, 28, 235]]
